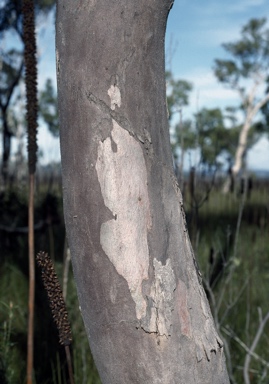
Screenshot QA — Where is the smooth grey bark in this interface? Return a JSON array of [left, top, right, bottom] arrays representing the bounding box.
[[56, 1, 230, 383]]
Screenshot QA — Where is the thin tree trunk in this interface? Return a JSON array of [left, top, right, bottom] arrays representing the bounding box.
[[56, 1, 230, 383], [232, 112, 252, 177], [1, 61, 24, 183], [223, 90, 269, 193], [232, 84, 269, 178]]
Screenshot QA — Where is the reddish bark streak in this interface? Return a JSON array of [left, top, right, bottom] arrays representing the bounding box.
[[176, 279, 192, 338]]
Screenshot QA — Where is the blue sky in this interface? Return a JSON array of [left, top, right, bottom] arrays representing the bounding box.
[[166, 0, 268, 111], [167, 0, 269, 170], [7, 0, 269, 170]]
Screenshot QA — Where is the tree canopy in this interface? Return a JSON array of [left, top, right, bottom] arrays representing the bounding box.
[[39, 79, 58, 137], [214, 17, 269, 176], [166, 70, 192, 120]]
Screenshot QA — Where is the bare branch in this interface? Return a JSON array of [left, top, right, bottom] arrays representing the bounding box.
[[222, 318, 269, 370], [251, 91, 269, 118], [244, 309, 269, 384], [220, 279, 248, 326]]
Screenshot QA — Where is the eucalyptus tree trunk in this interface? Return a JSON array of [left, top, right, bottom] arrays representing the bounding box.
[[223, 88, 269, 193], [56, 1, 230, 383], [232, 92, 269, 178]]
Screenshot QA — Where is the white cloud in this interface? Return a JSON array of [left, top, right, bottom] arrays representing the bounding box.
[[227, 0, 266, 13], [196, 0, 266, 18], [197, 26, 241, 48], [198, 88, 238, 102], [188, 0, 267, 49], [177, 69, 239, 112]]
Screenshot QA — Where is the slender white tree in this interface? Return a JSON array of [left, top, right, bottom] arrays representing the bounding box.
[[214, 18, 269, 185]]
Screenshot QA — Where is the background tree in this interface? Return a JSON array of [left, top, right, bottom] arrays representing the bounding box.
[[166, 70, 192, 120], [166, 70, 192, 182], [56, 1, 230, 383], [214, 18, 269, 183], [0, 49, 24, 180], [39, 78, 58, 137], [171, 106, 241, 172], [166, 74, 240, 176], [195, 107, 240, 171]]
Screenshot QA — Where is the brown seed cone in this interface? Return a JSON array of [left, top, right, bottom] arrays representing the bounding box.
[[36, 251, 72, 346], [22, 0, 38, 174]]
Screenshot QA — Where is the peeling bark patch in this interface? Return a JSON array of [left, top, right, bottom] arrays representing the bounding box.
[[142, 258, 176, 336], [192, 285, 224, 361], [95, 92, 151, 319], [107, 85, 121, 110], [175, 279, 192, 338]]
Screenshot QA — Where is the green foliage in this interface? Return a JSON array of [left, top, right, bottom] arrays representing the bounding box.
[[0, 48, 24, 178], [64, 267, 102, 384], [0, 271, 27, 384], [166, 70, 192, 120], [0, 184, 101, 383], [0, 260, 101, 384], [184, 176, 269, 382], [214, 59, 239, 85], [195, 108, 239, 167], [213, 17, 269, 142], [39, 79, 59, 137], [172, 106, 242, 169], [210, 17, 269, 171], [260, 78, 269, 133], [0, 49, 23, 106], [168, 18, 269, 172], [171, 118, 195, 157], [214, 18, 269, 85]]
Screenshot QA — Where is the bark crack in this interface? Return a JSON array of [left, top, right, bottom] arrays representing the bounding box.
[[87, 91, 134, 135], [86, 91, 153, 155]]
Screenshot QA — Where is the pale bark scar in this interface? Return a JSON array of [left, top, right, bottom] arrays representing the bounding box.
[[95, 85, 151, 319], [107, 85, 121, 110]]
